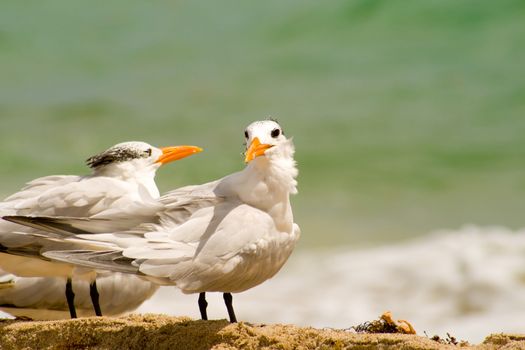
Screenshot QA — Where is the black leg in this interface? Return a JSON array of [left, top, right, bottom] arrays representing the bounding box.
[[65, 278, 77, 319], [223, 293, 237, 323], [198, 292, 208, 320], [90, 281, 103, 316]]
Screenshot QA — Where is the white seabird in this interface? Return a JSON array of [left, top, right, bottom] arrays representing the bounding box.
[[5, 120, 300, 322], [0, 141, 202, 318], [0, 269, 158, 319]]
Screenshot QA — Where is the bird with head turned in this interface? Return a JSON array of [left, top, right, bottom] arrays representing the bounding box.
[[3, 120, 300, 323], [0, 141, 202, 319]]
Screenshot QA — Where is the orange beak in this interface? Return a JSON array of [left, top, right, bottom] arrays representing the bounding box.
[[155, 145, 203, 165], [244, 137, 273, 163]]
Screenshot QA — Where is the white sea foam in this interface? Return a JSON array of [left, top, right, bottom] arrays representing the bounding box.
[[137, 225, 525, 343]]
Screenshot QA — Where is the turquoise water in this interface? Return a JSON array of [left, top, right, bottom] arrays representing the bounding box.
[[1, 0, 525, 246]]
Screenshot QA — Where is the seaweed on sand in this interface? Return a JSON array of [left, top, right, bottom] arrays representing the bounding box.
[[352, 311, 416, 335]]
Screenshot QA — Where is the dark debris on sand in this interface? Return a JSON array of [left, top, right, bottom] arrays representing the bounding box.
[[352, 311, 471, 347], [426, 332, 470, 347], [351, 311, 416, 335]]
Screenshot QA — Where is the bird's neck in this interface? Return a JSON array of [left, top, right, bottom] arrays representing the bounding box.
[[250, 155, 298, 195], [222, 155, 298, 232], [93, 164, 160, 199]]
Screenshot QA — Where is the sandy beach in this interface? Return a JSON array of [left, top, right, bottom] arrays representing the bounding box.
[[0, 314, 524, 350]]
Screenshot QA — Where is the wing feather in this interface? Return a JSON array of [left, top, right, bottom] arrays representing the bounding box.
[[43, 250, 139, 274]]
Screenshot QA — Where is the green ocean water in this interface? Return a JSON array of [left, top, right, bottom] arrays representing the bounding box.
[[1, 0, 524, 247]]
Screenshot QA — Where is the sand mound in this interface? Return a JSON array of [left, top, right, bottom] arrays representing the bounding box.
[[0, 314, 523, 349]]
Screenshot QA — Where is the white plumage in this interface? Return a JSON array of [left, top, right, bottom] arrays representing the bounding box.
[[0, 270, 158, 319], [0, 141, 202, 318], [5, 120, 300, 322]]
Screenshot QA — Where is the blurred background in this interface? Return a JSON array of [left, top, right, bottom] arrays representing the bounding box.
[[1, 0, 525, 342]]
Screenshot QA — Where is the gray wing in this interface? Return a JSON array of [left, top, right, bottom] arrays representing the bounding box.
[[0, 175, 80, 217], [1, 176, 80, 205], [2, 216, 93, 237], [43, 250, 139, 274], [2, 175, 161, 219], [0, 172, 164, 240], [0, 231, 116, 265], [2, 202, 163, 236], [158, 180, 223, 225], [0, 181, 230, 282], [1, 181, 224, 239]]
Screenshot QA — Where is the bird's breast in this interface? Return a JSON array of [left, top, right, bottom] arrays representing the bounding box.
[[180, 229, 299, 294]]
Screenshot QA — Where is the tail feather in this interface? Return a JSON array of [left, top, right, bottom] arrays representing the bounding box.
[[2, 216, 91, 237]]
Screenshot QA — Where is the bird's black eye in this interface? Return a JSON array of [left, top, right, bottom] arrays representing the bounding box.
[[271, 128, 280, 138], [244, 130, 249, 138], [145, 148, 152, 156]]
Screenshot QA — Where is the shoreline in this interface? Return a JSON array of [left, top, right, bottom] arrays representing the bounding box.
[[1, 314, 524, 349]]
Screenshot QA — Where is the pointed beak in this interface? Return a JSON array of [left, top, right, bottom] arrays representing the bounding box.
[[244, 137, 273, 163], [155, 145, 203, 165]]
